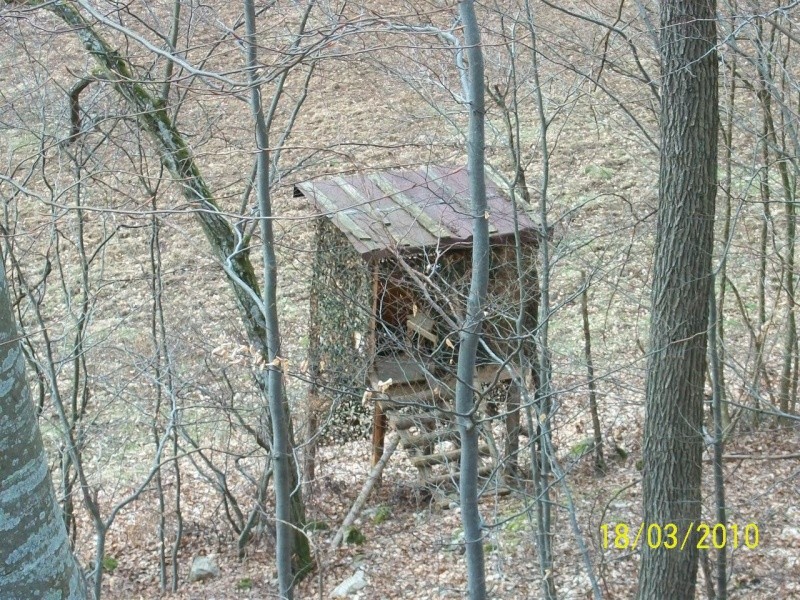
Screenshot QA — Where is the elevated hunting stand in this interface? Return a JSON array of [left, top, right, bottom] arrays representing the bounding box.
[[296, 165, 540, 490]]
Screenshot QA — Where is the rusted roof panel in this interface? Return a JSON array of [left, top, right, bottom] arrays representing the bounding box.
[[295, 165, 539, 259]]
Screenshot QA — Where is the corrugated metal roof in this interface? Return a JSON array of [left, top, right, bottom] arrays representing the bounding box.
[[294, 165, 539, 259]]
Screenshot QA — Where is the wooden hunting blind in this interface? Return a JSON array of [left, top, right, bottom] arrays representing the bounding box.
[[295, 165, 540, 487]]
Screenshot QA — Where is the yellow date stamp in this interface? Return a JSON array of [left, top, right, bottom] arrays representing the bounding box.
[[600, 522, 760, 551]]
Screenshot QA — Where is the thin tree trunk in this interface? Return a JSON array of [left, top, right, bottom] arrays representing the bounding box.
[[765, 96, 796, 423], [780, 205, 796, 420], [755, 129, 770, 424], [756, 29, 797, 421], [708, 278, 727, 600], [486, 41, 534, 480], [581, 273, 604, 473], [149, 196, 169, 592], [754, 21, 775, 424], [718, 38, 736, 431], [637, 1, 718, 598], [242, 0, 299, 594], [455, 2, 489, 597], [524, 1, 556, 596], [160, 0, 182, 102]]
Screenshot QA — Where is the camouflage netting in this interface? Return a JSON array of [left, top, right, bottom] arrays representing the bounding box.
[[307, 218, 373, 441], [308, 215, 540, 443]]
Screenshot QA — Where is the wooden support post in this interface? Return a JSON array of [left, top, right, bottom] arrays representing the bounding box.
[[371, 401, 387, 466], [368, 261, 384, 467]]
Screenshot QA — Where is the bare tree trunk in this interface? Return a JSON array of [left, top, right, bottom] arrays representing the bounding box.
[[242, 0, 302, 594], [780, 198, 796, 421], [38, 0, 267, 345], [524, 1, 556, 596], [754, 21, 797, 423], [717, 36, 736, 432], [763, 79, 797, 423], [581, 273, 605, 474], [637, 1, 718, 598], [0, 260, 88, 600], [754, 22, 775, 424], [708, 278, 727, 600], [455, 2, 488, 597]]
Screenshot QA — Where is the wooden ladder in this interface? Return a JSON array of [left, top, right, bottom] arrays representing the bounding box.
[[378, 387, 499, 492]]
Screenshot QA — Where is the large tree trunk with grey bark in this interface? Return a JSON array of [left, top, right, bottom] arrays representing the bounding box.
[[0, 260, 88, 600], [637, 1, 718, 598]]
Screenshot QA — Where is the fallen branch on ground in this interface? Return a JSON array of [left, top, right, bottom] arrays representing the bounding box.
[[330, 433, 400, 549]]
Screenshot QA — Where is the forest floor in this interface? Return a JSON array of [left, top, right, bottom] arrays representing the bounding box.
[[2, 0, 799, 598], [99, 425, 800, 599]]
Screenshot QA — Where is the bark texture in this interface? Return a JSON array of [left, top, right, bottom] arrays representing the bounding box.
[[43, 0, 267, 352], [455, 1, 488, 598], [0, 261, 88, 600], [637, 1, 718, 598]]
